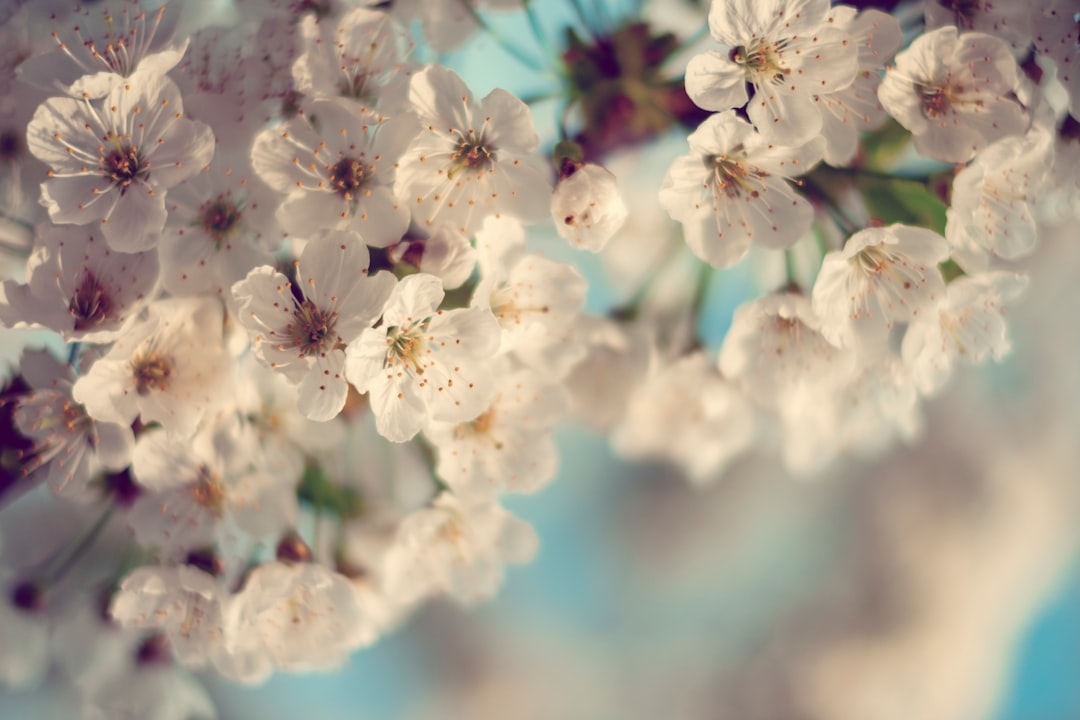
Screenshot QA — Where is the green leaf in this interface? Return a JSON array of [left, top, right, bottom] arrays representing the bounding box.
[[861, 118, 912, 171], [861, 177, 948, 235], [297, 461, 365, 519]]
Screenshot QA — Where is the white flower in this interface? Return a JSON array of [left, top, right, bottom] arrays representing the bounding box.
[[83, 663, 217, 720], [660, 111, 823, 268], [12, 349, 134, 502], [0, 225, 159, 342], [231, 229, 396, 422], [901, 271, 1028, 396], [387, 226, 477, 290], [161, 159, 281, 303], [250, 98, 410, 246], [395, 65, 551, 236], [812, 224, 950, 354], [109, 565, 228, 670], [612, 351, 757, 483], [382, 492, 538, 606], [551, 162, 628, 252], [685, 0, 858, 143], [472, 216, 588, 379], [816, 7, 904, 167], [26, 72, 215, 251], [878, 26, 1028, 163], [126, 424, 298, 554], [425, 361, 568, 502], [926, 0, 1038, 55], [719, 292, 854, 407], [1034, 1, 1080, 115], [17, 3, 188, 98], [562, 316, 651, 432], [344, 272, 501, 443], [72, 297, 232, 439], [217, 561, 368, 684], [946, 128, 1054, 269], [291, 7, 413, 112]]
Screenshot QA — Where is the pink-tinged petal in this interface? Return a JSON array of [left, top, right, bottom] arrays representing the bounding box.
[[101, 185, 167, 252], [343, 328, 390, 394], [276, 191, 347, 236], [296, 230, 368, 310], [382, 273, 444, 327], [409, 65, 473, 133], [370, 372, 427, 442], [335, 270, 397, 341], [150, 118, 216, 188], [349, 186, 409, 248], [480, 88, 539, 153], [26, 97, 101, 169], [296, 351, 348, 422], [685, 52, 749, 112], [41, 175, 116, 224]]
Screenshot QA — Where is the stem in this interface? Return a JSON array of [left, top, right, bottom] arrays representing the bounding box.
[[801, 176, 860, 237], [523, 0, 555, 61], [816, 165, 932, 184], [456, 0, 547, 73], [688, 259, 714, 331], [40, 504, 114, 587], [567, 0, 596, 36], [784, 249, 798, 287]]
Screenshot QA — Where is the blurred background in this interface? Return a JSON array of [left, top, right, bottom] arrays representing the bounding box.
[[3, 0, 1080, 718]]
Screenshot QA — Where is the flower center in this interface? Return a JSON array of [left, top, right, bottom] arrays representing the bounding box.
[[917, 83, 953, 119], [191, 465, 225, 516], [69, 271, 113, 331], [449, 131, 494, 177], [104, 144, 145, 192], [385, 324, 429, 373], [708, 153, 764, 199], [287, 299, 337, 357], [132, 353, 174, 396], [328, 157, 365, 199], [731, 40, 789, 84], [201, 198, 242, 245]]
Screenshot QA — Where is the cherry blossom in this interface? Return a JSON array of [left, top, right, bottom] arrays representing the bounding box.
[[685, 0, 859, 143], [250, 98, 410, 246], [660, 111, 823, 268], [395, 65, 551, 236], [878, 26, 1029, 163], [72, 297, 232, 439], [812, 224, 950, 354], [344, 272, 501, 443], [231, 229, 396, 421], [551, 161, 628, 252], [26, 71, 215, 251]]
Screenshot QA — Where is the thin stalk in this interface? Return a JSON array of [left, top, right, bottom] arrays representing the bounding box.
[[523, 0, 555, 61], [455, 0, 547, 72], [40, 504, 114, 586]]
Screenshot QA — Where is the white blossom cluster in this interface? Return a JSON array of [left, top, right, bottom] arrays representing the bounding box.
[[0, 0, 1077, 715]]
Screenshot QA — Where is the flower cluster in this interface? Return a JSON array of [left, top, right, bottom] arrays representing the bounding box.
[[0, 0, 1077, 716]]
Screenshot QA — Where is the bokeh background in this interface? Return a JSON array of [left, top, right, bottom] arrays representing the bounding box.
[[3, 0, 1080, 718]]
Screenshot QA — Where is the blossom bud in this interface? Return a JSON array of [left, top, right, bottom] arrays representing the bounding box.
[[551, 162, 628, 252], [275, 531, 313, 564]]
